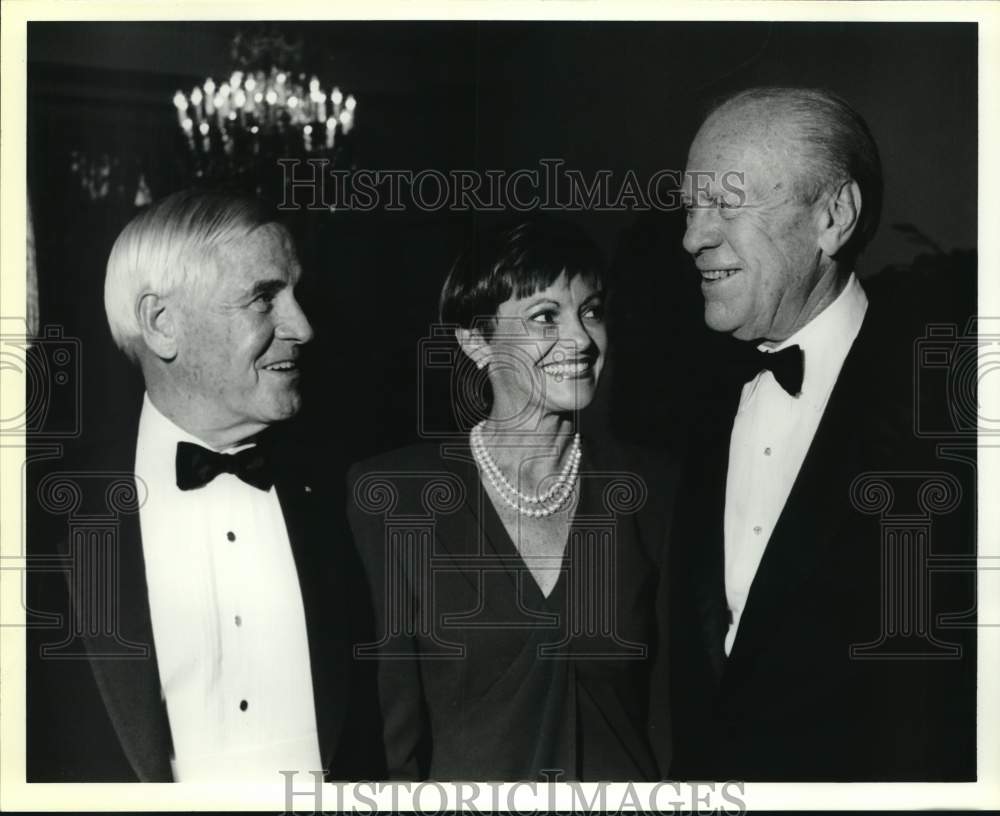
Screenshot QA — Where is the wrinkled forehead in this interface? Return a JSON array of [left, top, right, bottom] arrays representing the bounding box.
[[683, 106, 803, 201], [212, 222, 302, 283]]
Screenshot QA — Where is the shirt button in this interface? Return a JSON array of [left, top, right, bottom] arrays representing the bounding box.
[[753, 525, 762, 535], [234, 615, 242, 627], [239, 699, 248, 712], [764, 447, 772, 456], [226, 531, 236, 542]]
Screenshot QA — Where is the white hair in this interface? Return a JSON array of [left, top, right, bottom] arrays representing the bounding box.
[[705, 86, 883, 262], [103, 189, 271, 363]]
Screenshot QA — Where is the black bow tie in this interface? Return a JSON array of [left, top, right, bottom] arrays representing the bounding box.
[[729, 343, 804, 396], [175, 441, 273, 492]]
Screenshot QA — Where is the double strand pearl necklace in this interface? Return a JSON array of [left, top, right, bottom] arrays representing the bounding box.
[[470, 420, 581, 518]]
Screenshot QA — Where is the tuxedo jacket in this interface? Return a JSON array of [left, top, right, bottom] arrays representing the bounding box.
[[346, 435, 677, 781], [668, 296, 977, 781], [26, 404, 384, 782]]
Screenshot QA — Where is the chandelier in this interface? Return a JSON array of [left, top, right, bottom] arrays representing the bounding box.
[[171, 67, 357, 193]]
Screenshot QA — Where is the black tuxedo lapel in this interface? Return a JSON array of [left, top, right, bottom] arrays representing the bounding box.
[[69, 412, 173, 781], [74, 417, 355, 781], [683, 380, 742, 684], [725, 313, 872, 670], [264, 437, 350, 775], [671, 296, 977, 780], [79, 508, 173, 782]]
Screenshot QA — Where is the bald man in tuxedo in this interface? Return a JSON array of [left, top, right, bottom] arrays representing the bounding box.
[[668, 87, 975, 781]]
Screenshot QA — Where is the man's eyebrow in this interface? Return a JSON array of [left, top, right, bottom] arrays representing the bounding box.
[[246, 279, 288, 299]]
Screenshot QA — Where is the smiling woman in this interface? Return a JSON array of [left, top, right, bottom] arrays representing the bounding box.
[[346, 215, 678, 781], [442, 217, 608, 428]]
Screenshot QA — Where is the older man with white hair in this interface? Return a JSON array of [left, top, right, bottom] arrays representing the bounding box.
[[667, 87, 975, 781], [28, 189, 383, 782]]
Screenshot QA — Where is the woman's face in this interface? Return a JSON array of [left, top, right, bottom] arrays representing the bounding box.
[[485, 271, 607, 424]]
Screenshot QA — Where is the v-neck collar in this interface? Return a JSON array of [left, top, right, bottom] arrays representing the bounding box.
[[436, 438, 596, 614]]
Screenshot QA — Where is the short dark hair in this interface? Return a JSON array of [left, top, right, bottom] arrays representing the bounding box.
[[439, 214, 606, 334], [706, 86, 883, 265]]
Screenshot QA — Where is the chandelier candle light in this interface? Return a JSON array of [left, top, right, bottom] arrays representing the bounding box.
[[171, 67, 357, 179]]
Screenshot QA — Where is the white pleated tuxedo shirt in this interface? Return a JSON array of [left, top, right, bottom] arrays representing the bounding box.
[[723, 274, 868, 656], [134, 394, 322, 781]]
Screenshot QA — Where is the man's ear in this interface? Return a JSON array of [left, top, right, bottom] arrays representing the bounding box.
[[136, 293, 179, 361], [456, 327, 489, 370], [817, 179, 862, 257]]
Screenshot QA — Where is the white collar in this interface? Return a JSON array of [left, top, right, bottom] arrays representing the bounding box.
[[135, 393, 258, 486], [760, 273, 868, 397]]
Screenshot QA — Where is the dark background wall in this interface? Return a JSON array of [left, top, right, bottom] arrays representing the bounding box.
[[27, 21, 977, 461]]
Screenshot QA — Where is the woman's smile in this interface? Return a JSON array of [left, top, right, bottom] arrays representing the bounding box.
[[540, 357, 595, 380]]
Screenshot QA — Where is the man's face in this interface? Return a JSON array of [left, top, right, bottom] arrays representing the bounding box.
[[682, 110, 827, 342], [171, 224, 313, 441]]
